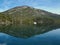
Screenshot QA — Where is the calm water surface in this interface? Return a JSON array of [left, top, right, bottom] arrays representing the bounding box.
[[0, 28, 60, 45]]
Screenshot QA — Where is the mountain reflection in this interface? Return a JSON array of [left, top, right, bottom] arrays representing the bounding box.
[[0, 24, 60, 38]]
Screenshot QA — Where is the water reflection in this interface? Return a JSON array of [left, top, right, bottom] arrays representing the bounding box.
[[0, 29, 60, 45], [0, 24, 60, 38]]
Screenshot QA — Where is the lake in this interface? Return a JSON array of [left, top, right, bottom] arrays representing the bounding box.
[[0, 28, 60, 45]]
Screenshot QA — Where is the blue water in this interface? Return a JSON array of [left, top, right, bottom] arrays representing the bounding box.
[[0, 28, 60, 45]]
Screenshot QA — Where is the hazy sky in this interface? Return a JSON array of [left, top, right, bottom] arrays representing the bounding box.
[[0, 0, 60, 14]]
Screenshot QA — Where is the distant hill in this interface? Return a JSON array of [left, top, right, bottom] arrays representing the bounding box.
[[0, 6, 60, 25], [3, 6, 60, 17]]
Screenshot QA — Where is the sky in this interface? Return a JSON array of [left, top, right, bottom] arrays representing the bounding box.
[[0, 0, 60, 14]]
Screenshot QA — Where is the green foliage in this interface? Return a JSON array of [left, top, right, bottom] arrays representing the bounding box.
[[0, 6, 60, 26]]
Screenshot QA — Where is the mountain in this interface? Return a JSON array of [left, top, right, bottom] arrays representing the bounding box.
[[0, 6, 60, 38], [3, 6, 60, 17], [1, 6, 60, 25]]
